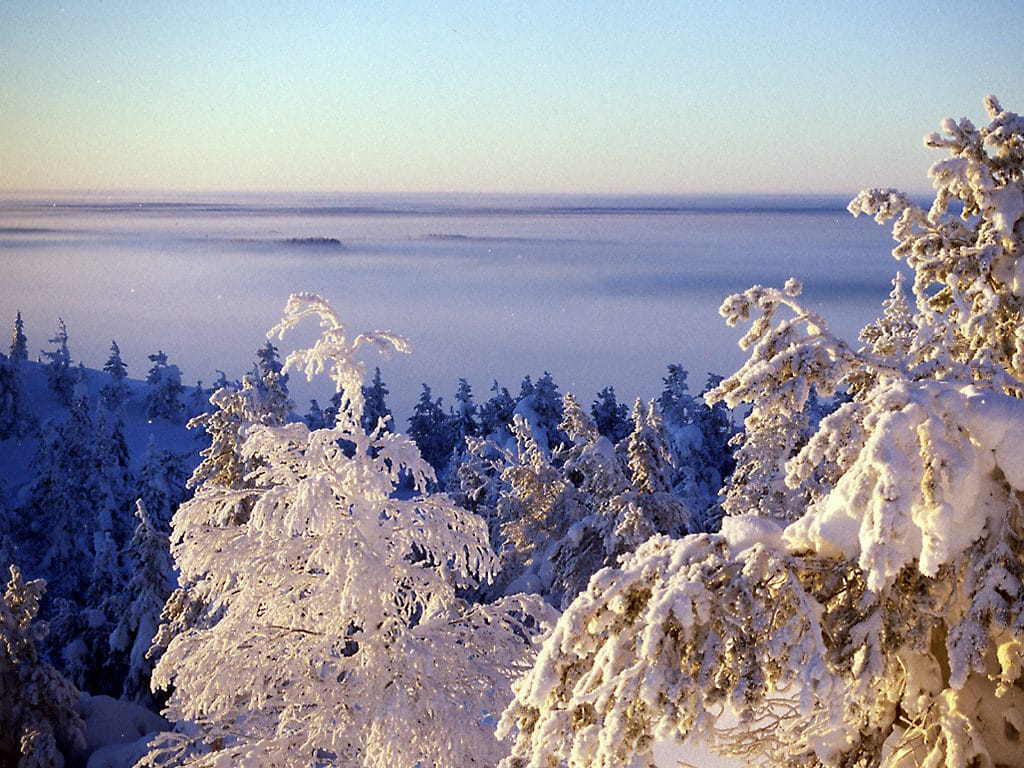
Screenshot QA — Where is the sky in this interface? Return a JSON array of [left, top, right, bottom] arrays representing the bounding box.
[[1, 1, 1021, 196]]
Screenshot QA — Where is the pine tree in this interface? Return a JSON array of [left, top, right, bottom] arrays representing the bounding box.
[[42, 317, 74, 405], [514, 371, 565, 453], [0, 566, 86, 767], [9, 311, 28, 362], [591, 385, 630, 444], [110, 501, 173, 706], [136, 438, 191, 531], [245, 340, 293, 424], [452, 377, 479, 442], [359, 366, 392, 433], [145, 350, 185, 422], [100, 340, 130, 412], [148, 293, 553, 768], [407, 383, 456, 473], [0, 352, 32, 440], [479, 380, 516, 437], [500, 97, 1024, 768], [304, 398, 327, 430]]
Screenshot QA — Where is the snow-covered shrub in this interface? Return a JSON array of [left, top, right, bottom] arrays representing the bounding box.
[[500, 97, 1024, 768], [148, 293, 553, 768]]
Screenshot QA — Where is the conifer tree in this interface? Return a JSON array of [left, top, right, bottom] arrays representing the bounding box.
[[0, 352, 32, 439], [500, 96, 1024, 768], [42, 317, 74, 405], [110, 500, 173, 706], [145, 350, 185, 422], [591, 385, 630, 444], [100, 340, 130, 412], [245, 340, 293, 423], [359, 366, 392, 433], [452, 377, 479, 442], [0, 566, 86, 767], [136, 438, 191, 531], [479, 380, 516, 437], [407, 383, 456, 473], [515, 371, 565, 452], [9, 311, 28, 362]]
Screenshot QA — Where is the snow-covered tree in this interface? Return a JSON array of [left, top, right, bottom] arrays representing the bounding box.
[[359, 365, 392, 433], [100, 340, 130, 412], [145, 351, 185, 422], [148, 293, 552, 768], [407, 383, 456, 474], [591, 385, 630, 444], [136, 438, 191, 531], [244, 340, 293, 424], [657, 368, 737, 530], [0, 565, 86, 768], [23, 406, 94, 598], [479, 380, 516, 437], [9, 311, 28, 362], [452, 377, 480, 442], [514, 371, 566, 453], [110, 500, 174, 706], [0, 314, 30, 438], [711, 279, 845, 523], [489, 414, 588, 599], [461, 393, 690, 609], [499, 97, 1024, 768], [0, 351, 32, 440], [41, 317, 74, 405]]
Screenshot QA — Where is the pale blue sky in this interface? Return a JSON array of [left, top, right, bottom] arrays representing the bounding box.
[[1, 1, 1021, 194]]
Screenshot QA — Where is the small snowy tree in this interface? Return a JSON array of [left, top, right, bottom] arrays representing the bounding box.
[[499, 97, 1024, 768], [145, 351, 185, 422], [359, 365, 392, 433], [149, 293, 552, 768], [452, 377, 480, 442], [514, 371, 566, 453], [245, 340, 294, 423], [591, 385, 631, 444], [407, 383, 456, 473], [480, 380, 517, 437], [9, 311, 28, 362], [41, 317, 74, 406], [100, 340, 130, 412]]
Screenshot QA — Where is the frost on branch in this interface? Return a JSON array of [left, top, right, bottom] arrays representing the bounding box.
[[708, 281, 871, 522], [502, 98, 1024, 768], [149, 294, 554, 768], [498, 534, 847, 768], [849, 95, 1024, 390]]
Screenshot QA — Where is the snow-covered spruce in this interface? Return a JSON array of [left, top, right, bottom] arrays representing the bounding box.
[[146, 293, 554, 768], [0, 565, 86, 767], [499, 97, 1024, 767]]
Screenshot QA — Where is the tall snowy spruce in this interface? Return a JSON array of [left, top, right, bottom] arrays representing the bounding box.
[[499, 97, 1024, 767], [147, 294, 553, 768]]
